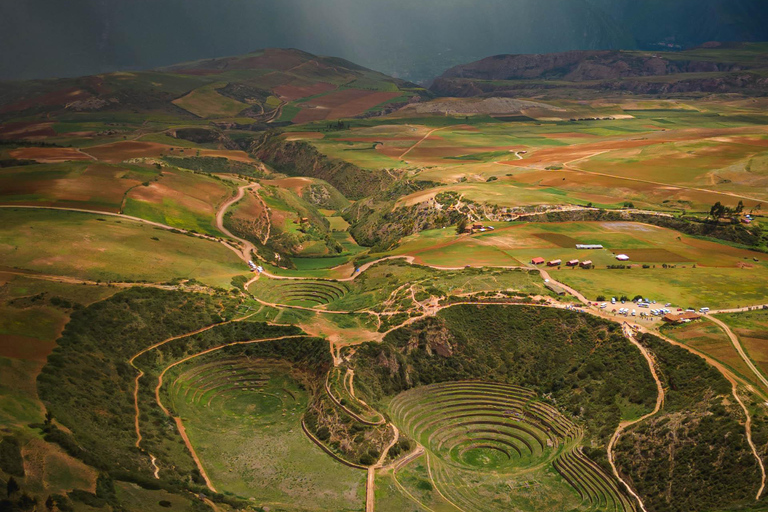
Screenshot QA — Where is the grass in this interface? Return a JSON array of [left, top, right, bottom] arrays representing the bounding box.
[[662, 320, 763, 391], [0, 209, 246, 288], [165, 356, 365, 510], [383, 221, 768, 309], [0, 162, 159, 213], [715, 309, 768, 383], [123, 169, 233, 236], [385, 381, 630, 512], [0, 273, 118, 429], [555, 266, 768, 310], [172, 82, 250, 118]]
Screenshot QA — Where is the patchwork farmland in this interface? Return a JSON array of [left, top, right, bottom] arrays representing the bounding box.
[[2, 42, 768, 512]]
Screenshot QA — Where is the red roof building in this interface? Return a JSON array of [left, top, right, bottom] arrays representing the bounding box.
[[531, 257, 545, 265]]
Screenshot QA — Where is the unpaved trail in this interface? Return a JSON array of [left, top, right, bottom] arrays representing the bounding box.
[[174, 416, 217, 493], [703, 317, 767, 498], [707, 315, 768, 393], [399, 126, 450, 160], [215, 182, 260, 262], [389, 446, 434, 511], [640, 326, 767, 500], [129, 322, 232, 476], [606, 325, 665, 512]]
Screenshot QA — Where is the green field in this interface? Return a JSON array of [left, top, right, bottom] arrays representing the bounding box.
[[384, 221, 768, 309], [172, 82, 251, 118], [0, 209, 246, 287], [165, 355, 365, 510], [716, 309, 768, 382], [123, 168, 233, 236]]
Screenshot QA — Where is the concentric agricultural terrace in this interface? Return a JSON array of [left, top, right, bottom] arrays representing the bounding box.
[[260, 280, 349, 307], [389, 381, 635, 512], [167, 357, 298, 417]]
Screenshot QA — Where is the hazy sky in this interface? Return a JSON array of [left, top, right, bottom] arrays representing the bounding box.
[[1, 0, 767, 83]]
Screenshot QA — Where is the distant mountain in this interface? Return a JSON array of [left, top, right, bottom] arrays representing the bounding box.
[[10, 0, 768, 84], [0, 48, 425, 124], [430, 43, 768, 97]]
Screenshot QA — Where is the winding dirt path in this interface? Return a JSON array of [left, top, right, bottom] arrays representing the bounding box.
[[606, 325, 666, 512], [129, 322, 233, 476], [707, 315, 768, 393], [215, 182, 260, 262], [637, 326, 767, 499]]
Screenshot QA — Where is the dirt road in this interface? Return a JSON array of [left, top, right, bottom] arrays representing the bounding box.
[[606, 325, 665, 512], [214, 182, 260, 262], [707, 315, 768, 393]]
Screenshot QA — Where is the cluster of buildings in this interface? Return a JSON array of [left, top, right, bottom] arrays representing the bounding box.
[[531, 257, 592, 268]]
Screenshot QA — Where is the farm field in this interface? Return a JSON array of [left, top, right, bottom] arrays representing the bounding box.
[[0, 162, 159, 212], [0, 209, 246, 287], [123, 168, 233, 236], [284, 99, 768, 212], [3, 42, 768, 512], [382, 221, 768, 309], [172, 82, 251, 118], [716, 309, 768, 383], [662, 319, 763, 391], [0, 273, 120, 500], [164, 356, 365, 510]]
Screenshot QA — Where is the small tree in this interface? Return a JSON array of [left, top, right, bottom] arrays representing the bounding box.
[[456, 218, 468, 234]]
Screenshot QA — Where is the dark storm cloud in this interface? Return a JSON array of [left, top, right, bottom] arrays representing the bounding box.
[[1, 0, 767, 83]]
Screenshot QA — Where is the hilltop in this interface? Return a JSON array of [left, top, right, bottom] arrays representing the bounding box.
[[431, 42, 768, 97], [0, 48, 426, 125]]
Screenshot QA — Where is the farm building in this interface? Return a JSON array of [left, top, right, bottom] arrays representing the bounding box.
[[576, 244, 603, 250], [580, 260, 593, 268], [615, 254, 630, 261], [531, 257, 545, 265], [547, 259, 562, 267], [566, 259, 579, 267], [663, 312, 702, 324], [545, 282, 566, 296]]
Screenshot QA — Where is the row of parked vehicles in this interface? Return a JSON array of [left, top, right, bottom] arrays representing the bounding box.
[[593, 297, 710, 317]]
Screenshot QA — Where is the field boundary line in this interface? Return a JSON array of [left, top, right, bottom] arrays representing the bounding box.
[[399, 126, 451, 160]]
